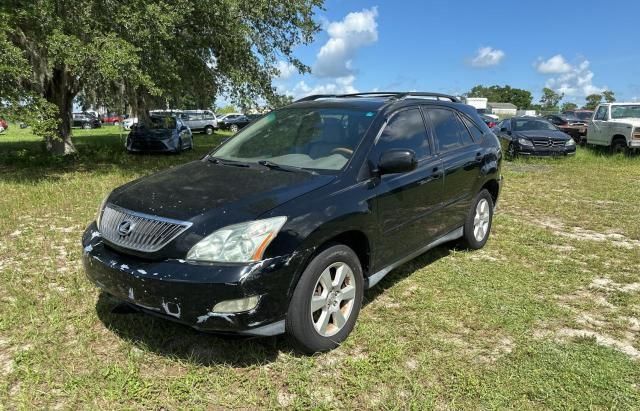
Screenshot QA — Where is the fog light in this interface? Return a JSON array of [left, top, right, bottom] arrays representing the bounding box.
[[213, 296, 260, 313]]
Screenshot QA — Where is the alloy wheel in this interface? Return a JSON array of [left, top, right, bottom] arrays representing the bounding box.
[[310, 262, 357, 337], [230, 124, 238, 133], [473, 198, 490, 242]]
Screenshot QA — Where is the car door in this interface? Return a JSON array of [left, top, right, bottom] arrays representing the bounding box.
[[425, 107, 483, 233], [589, 105, 608, 144], [371, 107, 444, 267]]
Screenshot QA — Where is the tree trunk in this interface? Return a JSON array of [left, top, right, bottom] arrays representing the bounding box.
[[44, 67, 77, 155]]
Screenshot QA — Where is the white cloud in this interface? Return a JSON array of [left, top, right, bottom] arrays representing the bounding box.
[[470, 47, 505, 67], [276, 60, 296, 80], [539, 57, 606, 97], [280, 75, 358, 98], [536, 54, 572, 74], [313, 7, 378, 78]]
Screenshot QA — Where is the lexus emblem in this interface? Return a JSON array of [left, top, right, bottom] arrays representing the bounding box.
[[117, 221, 135, 236]]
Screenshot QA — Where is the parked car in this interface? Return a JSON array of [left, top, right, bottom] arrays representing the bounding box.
[[479, 113, 498, 129], [180, 110, 218, 135], [102, 112, 124, 126], [0, 118, 8, 133], [125, 115, 193, 153], [544, 113, 587, 144], [587, 103, 640, 153], [218, 114, 250, 133], [495, 117, 576, 158], [122, 117, 138, 130], [82, 91, 502, 353], [563, 110, 593, 122], [72, 112, 102, 129]]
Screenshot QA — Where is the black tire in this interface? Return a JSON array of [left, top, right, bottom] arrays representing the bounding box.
[[506, 143, 516, 159], [611, 138, 627, 154], [286, 244, 364, 354], [175, 138, 183, 154], [204, 126, 214, 135], [82, 122, 91, 130], [461, 189, 494, 250], [230, 124, 239, 133]]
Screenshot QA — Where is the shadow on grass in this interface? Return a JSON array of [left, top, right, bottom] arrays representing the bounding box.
[[0, 130, 225, 183], [95, 292, 289, 367], [93, 244, 453, 366]]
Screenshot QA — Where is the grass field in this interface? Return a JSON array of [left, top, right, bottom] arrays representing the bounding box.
[[1, 125, 639, 409]]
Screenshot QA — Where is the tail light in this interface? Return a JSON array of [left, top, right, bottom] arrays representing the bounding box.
[[488, 121, 496, 128]]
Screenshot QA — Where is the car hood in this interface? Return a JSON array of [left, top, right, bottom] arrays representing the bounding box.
[[108, 160, 335, 230], [514, 130, 570, 140]]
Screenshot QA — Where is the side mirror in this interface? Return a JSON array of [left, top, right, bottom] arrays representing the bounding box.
[[377, 149, 417, 175]]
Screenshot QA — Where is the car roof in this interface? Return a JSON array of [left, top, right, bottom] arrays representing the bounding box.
[[289, 92, 474, 117]]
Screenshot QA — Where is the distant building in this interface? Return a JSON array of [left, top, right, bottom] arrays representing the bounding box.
[[488, 102, 517, 117], [516, 109, 537, 117]]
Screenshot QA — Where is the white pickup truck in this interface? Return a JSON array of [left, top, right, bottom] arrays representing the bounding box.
[[587, 103, 640, 152]]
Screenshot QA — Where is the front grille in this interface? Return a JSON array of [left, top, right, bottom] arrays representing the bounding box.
[[531, 138, 565, 148], [131, 140, 167, 150], [99, 204, 192, 253]]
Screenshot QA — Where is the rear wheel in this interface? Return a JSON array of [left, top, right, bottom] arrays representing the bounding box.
[[113, 121, 120, 127], [461, 189, 494, 250], [286, 244, 363, 353], [204, 126, 214, 135], [82, 122, 91, 130], [506, 143, 516, 159], [230, 124, 239, 133]]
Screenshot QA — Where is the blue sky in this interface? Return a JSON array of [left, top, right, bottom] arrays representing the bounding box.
[[274, 0, 640, 104]]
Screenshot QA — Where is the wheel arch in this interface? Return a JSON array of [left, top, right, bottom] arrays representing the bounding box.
[[481, 179, 500, 205], [611, 134, 627, 146]]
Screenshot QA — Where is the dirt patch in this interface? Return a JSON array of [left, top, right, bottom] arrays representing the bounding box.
[[539, 276, 640, 360], [538, 218, 640, 249]]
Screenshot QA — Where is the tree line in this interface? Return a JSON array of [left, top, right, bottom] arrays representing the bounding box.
[[465, 85, 616, 113], [0, 0, 321, 155]]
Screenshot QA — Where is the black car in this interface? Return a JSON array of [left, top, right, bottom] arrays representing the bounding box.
[[495, 117, 576, 158], [82, 92, 502, 353], [218, 114, 250, 133], [126, 115, 194, 153], [72, 112, 102, 129]]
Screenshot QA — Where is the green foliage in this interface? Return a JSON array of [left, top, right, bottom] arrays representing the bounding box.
[[561, 102, 578, 112], [0, 0, 322, 153], [540, 87, 563, 110], [603, 90, 616, 103], [585, 94, 603, 110], [465, 85, 533, 110], [217, 105, 240, 115]]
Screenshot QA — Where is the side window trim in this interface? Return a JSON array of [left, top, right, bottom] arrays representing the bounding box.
[[458, 112, 484, 143]]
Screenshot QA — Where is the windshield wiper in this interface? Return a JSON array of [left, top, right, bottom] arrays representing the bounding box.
[[207, 157, 250, 167], [257, 160, 317, 175]]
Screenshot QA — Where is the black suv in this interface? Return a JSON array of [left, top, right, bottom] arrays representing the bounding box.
[[82, 92, 502, 353]]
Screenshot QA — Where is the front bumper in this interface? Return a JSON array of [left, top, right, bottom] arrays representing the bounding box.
[[514, 144, 576, 157], [82, 223, 306, 336], [126, 137, 177, 153]]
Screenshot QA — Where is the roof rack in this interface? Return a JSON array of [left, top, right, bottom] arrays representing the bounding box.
[[295, 92, 460, 103]]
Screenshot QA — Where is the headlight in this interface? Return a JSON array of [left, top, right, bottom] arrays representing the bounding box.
[[186, 216, 287, 263], [565, 138, 576, 146], [95, 192, 111, 228], [517, 138, 534, 147]]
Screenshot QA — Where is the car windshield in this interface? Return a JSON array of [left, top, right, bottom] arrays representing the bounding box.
[[561, 114, 581, 122], [611, 105, 640, 119], [573, 111, 592, 120], [212, 107, 376, 171], [512, 119, 557, 131], [137, 116, 176, 129]]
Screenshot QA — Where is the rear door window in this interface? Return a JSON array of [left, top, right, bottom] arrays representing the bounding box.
[[461, 116, 484, 142]]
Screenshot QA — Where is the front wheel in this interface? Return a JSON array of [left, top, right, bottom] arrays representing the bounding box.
[[82, 122, 91, 130], [286, 245, 363, 353], [506, 143, 516, 159], [204, 126, 214, 135], [611, 138, 627, 154], [461, 189, 494, 250]]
